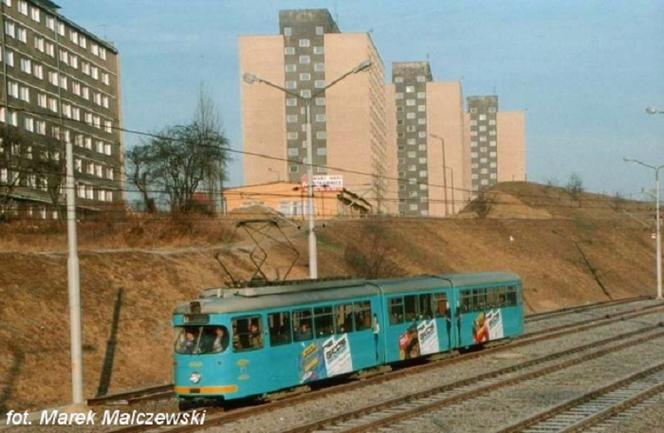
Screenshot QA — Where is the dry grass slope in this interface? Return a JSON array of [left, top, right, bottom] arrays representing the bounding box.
[[0, 182, 658, 410]]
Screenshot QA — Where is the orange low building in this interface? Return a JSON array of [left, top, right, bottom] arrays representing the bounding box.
[[222, 181, 371, 219]]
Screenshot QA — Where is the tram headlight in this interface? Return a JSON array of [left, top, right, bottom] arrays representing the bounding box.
[[189, 372, 201, 384]]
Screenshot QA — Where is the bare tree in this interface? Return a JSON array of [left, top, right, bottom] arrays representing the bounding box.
[[128, 89, 229, 214], [343, 222, 402, 278], [0, 125, 31, 220], [34, 134, 66, 220], [565, 173, 584, 201]]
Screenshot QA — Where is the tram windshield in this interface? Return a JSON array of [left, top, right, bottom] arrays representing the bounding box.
[[174, 325, 229, 354]]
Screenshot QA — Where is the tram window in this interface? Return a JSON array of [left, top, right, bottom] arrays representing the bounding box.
[[293, 308, 313, 341], [404, 295, 418, 321], [354, 301, 372, 330], [419, 294, 433, 319], [232, 316, 263, 352], [389, 297, 404, 325], [497, 286, 507, 307], [506, 286, 517, 306], [268, 312, 291, 346], [314, 306, 334, 338], [477, 289, 487, 310], [486, 288, 496, 308], [335, 303, 354, 334], [434, 293, 448, 317], [459, 291, 470, 313]]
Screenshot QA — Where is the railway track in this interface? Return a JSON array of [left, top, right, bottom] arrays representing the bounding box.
[[106, 307, 664, 433], [524, 295, 650, 323], [88, 384, 173, 406], [496, 362, 664, 433], [277, 327, 664, 433]]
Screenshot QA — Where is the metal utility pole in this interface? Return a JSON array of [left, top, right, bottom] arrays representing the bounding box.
[[243, 59, 372, 279], [54, 20, 84, 406], [430, 134, 449, 216], [624, 157, 663, 300]]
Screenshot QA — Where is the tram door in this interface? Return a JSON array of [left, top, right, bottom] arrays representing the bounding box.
[[433, 291, 454, 351]]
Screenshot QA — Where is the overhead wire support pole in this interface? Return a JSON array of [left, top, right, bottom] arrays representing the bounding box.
[[243, 59, 372, 280], [54, 23, 84, 406], [624, 157, 663, 300]]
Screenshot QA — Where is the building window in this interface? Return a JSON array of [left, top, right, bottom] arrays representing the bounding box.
[[20, 57, 30, 73], [286, 114, 298, 123], [315, 26, 324, 35], [16, 27, 26, 43], [417, 91, 425, 99], [287, 132, 298, 140], [394, 76, 403, 83], [24, 116, 33, 132], [299, 72, 311, 81], [479, 114, 487, 121], [285, 64, 296, 72], [17, 0, 27, 15], [286, 98, 297, 107], [283, 26, 292, 36], [314, 80, 325, 88], [4, 21, 15, 38], [314, 63, 324, 72], [313, 46, 323, 54], [30, 7, 40, 22], [299, 55, 310, 64], [405, 85, 415, 93], [298, 39, 310, 47], [315, 97, 325, 106], [287, 147, 299, 157], [416, 75, 426, 82], [33, 64, 43, 79], [315, 114, 325, 122], [46, 15, 54, 30], [300, 89, 311, 98], [285, 46, 295, 55], [285, 80, 297, 89], [316, 131, 326, 140]]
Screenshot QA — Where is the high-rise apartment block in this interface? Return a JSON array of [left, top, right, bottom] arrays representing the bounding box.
[[389, 62, 466, 217], [467, 95, 525, 193], [0, 0, 123, 218], [240, 9, 389, 211]]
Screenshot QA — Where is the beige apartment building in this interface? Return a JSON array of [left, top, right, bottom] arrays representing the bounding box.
[[239, 9, 391, 213], [0, 0, 123, 218]]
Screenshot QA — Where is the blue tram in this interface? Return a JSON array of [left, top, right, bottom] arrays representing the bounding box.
[[172, 273, 523, 403]]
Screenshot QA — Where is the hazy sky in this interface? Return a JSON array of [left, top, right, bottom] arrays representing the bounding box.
[[58, 0, 664, 197]]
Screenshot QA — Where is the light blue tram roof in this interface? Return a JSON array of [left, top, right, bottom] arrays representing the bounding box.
[[173, 272, 520, 316]]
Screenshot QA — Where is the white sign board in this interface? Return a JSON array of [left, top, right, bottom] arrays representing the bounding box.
[[302, 175, 343, 191]]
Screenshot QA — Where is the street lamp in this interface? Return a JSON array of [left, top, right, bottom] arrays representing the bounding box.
[[243, 59, 372, 279], [429, 134, 449, 216], [624, 157, 663, 300]]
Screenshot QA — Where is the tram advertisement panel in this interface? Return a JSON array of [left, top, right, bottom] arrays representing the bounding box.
[[472, 309, 504, 343], [417, 319, 439, 355], [299, 334, 353, 383], [487, 309, 504, 340], [322, 334, 353, 376]]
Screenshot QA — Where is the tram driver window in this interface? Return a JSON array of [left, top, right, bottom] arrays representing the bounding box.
[[268, 312, 291, 346], [335, 303, 354, 334], [293, 308, 313, 341], [354, 301, 371, 330], [506, 286, 518, 306], [232, 316, 263, 352]]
